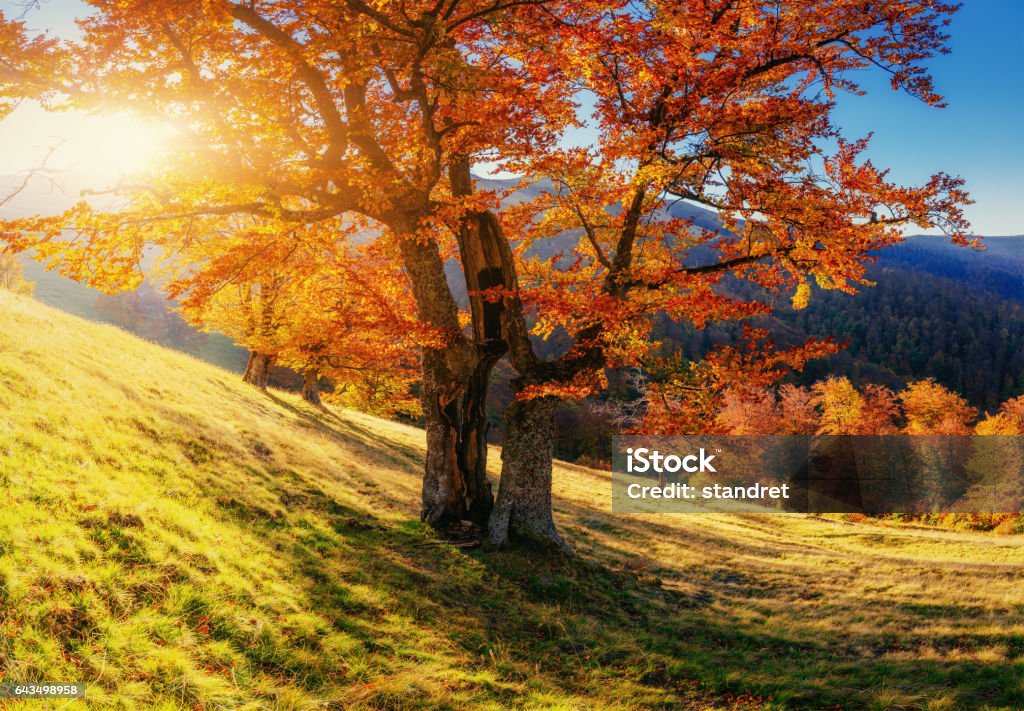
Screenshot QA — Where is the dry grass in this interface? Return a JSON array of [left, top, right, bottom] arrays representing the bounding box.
[[0, 288, 1022, 709]]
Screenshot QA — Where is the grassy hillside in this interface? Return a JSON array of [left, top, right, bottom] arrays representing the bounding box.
[[0, 289, 1022, 709], [17, 255, 248, 374]]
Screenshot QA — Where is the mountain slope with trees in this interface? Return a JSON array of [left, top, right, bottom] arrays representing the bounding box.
[[660, 235, 1024, 413]]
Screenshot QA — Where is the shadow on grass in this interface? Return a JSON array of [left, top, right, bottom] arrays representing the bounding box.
[[265, 392, 425, 468], [194, 447, 1024, 709], [78, 386, 1021, 708]]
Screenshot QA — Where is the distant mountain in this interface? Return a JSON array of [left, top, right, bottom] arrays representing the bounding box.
[[658, 235, 1024, 412], [871, 235, 1024, 302]]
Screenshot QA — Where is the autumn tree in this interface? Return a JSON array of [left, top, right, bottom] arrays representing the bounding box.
[[617, 328, 835, 436], [256, 240, 422, 416], [475, 0, 971, 544], [901, 379, 976, 435], [812, 377, 900, 435], [812, 377, 862, 435], [0, 10, 58, 119], [1, 1, 973, 546], [163, 217, 421, 410], [777, 385, 819, 436], [716, 387, 781, 435], [896, 378, 976, 510], [976, 395, 1024, 436], [0, 247, 33, 296], [968, 395, 1024, 515], [166, 218, 327, 391], [0, 0, 576, 534]]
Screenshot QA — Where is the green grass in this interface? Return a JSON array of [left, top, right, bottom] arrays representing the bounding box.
[[0, 288, 1023, 709]]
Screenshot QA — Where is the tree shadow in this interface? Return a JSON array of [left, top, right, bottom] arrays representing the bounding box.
[[112, 384, 1024, 708], [199, 452, 1024, 709]]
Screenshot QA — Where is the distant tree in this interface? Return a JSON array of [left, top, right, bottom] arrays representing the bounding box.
[[897, 379, 975, 510], [0, 248, 34, 296], [166, 220, 421, 412], [901, 379, 976, 435], [967, 396, 1024, 515], [778, 385, 818, 436], [811, 377, 901, 435], [813, 377, 864, 435], [858, 385, 902, 435], [624, 328, 835, 435], [716, 388, 781, 435], [976, 395, 1024, 435]]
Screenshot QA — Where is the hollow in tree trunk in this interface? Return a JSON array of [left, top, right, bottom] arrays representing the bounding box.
[[447, 165, 562, 542], [488, 394, 565, 549], [419, 349, 497, 530], [302, 369, 321, 404], [243, 351, 273, 390]]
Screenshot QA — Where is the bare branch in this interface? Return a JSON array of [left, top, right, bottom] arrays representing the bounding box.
[[0, 139, 63, 209]]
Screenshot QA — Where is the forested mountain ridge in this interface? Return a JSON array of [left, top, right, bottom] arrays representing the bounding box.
[[662, 239, 1024, 413], [788, 261, 1024, 410]]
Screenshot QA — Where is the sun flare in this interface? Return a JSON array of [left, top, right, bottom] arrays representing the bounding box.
[[59, 112, 169, 179]]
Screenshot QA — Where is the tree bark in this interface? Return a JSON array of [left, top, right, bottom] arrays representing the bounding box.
[[302, 369, 321, 404], [419, 350, 498, 529], [449, 160, 573, 545], [391, 219, 497, 530], [243, 351, 273, 390], [488, 394, 565, 549]]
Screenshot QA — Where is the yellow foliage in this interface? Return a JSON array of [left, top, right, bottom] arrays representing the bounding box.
[[791, 279, 811, 310]]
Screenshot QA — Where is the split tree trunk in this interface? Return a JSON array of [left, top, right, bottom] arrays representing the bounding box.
[[449, 160, 569, 545], [419, 350, 498, 528], [243, 351, 273, 390], [393, 220, 498, 530], [488, 394, 565, 548], [302, 369, 321, 404]]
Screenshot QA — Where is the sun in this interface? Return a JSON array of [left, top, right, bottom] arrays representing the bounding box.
[[59, 111, 169, 180]]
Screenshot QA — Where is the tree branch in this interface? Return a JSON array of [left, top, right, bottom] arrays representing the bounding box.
[[229, 4, 350, 165]]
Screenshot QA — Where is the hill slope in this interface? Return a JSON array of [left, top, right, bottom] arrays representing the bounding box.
[[0, 290, 1022, 709]]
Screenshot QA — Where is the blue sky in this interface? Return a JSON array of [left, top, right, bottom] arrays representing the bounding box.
[[2, 0, 1022, 234], [824, 0, 1024, 236]]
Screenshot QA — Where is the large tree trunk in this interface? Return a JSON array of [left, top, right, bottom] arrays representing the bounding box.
[[419, 351, 498, 529], [391, 217, 497, 530], [243, 351, 273, 390], [449, 160, 569, 545], [302, 369, 321, 404], [489, 394, 565, 549]]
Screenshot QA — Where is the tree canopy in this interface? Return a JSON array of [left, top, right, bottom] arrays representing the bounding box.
[[1, 0, 974, 544]]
